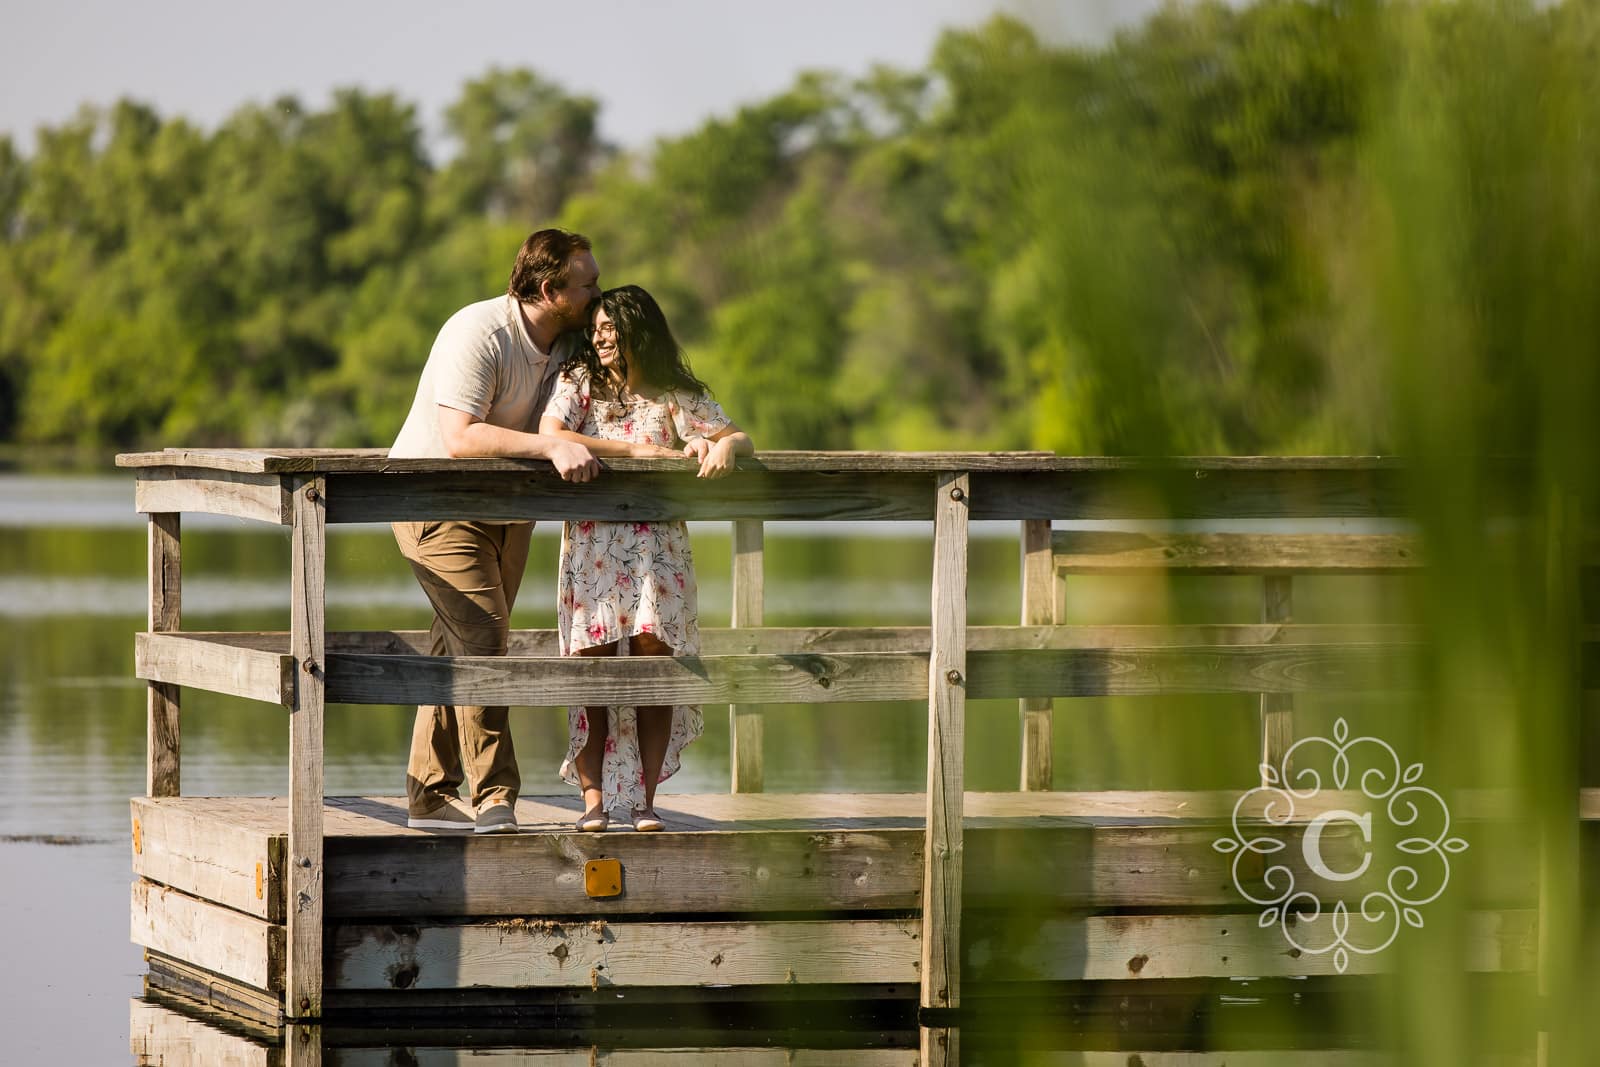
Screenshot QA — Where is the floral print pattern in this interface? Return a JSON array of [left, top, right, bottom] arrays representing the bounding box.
[[546, 368, 731, 814]]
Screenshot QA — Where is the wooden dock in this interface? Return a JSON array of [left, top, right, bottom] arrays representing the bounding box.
[[115, 449, 1596, 1064]]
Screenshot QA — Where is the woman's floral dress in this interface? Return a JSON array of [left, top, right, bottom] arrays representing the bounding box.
[[544, 367, 731, 814]]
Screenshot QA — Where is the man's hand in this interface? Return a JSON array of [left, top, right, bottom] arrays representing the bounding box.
[[696, 437, 738, 479], [548, 438, 600, 483]]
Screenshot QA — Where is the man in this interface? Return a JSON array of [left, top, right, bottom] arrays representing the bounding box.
[[388, 228, 603, 833]]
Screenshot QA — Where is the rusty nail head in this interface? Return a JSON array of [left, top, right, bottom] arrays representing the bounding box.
[[302, 659, 316, 675], [949, 487, 965, 502], [299, 998, 310, 1012], [945, 669, 962, 686], [305, 487, 320, 501]]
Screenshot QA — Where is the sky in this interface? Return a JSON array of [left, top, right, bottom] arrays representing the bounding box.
[[0, 0, 1165, 156]]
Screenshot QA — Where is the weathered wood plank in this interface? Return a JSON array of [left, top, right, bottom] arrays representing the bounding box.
[[288, 477, 326, 1019], [1053, 531, 1425, 574], [965, 909, 1539, 981], [324, 650, 930, 706], [132, 797, 285, 922], [330, 918, 920, 990], [168, 622, 1434, 656], [922, 472, 969, 1012], [730, 519, 765, 794], [330, 1051, 915, 1066], [148, 512, 182, 798], [136, 468, 291, 524], [970, 468, 1412, 520], [131, 880, 283, 991], [1260, 574, 1295, 785], [322, 642, 1418, 707], [325, 826, 923, 917], [323, 470, 936, 523], [965, 644, 1418, 697], [144, 954, 286, 1028], [136, 632, 294, 706], [1020, 519, 1054, 791], [116, 448, 1410, 474]]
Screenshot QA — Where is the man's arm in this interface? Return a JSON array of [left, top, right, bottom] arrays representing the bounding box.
[[438, 405, 601, 482]]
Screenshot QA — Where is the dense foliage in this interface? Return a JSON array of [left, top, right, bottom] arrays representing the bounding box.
[[0, 1, 1594, 461]]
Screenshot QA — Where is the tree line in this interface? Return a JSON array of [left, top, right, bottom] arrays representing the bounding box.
[[0, 1, 1595, 458]]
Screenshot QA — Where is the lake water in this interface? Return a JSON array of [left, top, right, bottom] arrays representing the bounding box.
[[0, 471, 1413, 1063]]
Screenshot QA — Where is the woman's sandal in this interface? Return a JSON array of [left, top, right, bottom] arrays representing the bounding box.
[[575, 805, 609, 833], [631, 807, 664, 832]]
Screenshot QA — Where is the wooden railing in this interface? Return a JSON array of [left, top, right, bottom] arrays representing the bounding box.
[[119, 448, 1575, 1046]]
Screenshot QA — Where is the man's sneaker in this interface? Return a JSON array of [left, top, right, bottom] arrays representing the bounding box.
[[407, 798, 474, 831], [475, 802, 519, 834]]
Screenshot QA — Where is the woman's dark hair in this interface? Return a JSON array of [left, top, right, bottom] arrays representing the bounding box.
[[569, 285, 711, 401]]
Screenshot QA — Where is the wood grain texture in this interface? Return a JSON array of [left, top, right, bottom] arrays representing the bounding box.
[[288, 477, 326, 1018], [323, 470, 936, 523], [329, 918, 921, 990], [131, 796, 285, 921], [116, 448, 1411, 474], [730, 519, 766, 794], [147, 512, 182, 798], [173, 622, 1432, 656], [1020, 519, 1055, 791], [1260, 574, 1296, 785], [319, 641, 1419, 709], [136, 632, 294, 705], [1053, 530, 1425, 574], [965, 909, 1539, 981], [922, 472, 969, 1011], [135, 468, 291, 524], [131, 879, 283, 991]]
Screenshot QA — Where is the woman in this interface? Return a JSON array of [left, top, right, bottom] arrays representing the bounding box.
[[540, 285, 754, 831]]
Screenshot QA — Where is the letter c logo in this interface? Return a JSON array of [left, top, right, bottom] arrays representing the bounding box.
[[1303, 809, 1372, 882]]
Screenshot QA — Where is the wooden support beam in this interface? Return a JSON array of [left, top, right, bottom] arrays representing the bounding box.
[[136, 468, 292, 525], [329, 918, 921, 990], [730, 519, 765, 794], [920, 1026, 957, 1066], [921, 471, 969, 1013], [287, 476, 326, 1019], [147, 512, 181, 798], [135, 632, 294, 705], [131, 880, 283, 991], [1019, 519, 1054, 791], [1260, 575, 1295, 785]]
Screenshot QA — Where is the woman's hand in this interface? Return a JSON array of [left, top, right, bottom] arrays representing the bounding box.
[[682, 437, 712, 464], [696, 437, 738, 479], [628, 442, 681, 459]]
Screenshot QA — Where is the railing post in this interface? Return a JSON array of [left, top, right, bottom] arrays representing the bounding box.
[[1019, 519, 1053, 790], [730, 519, 765, 793], [1259, 574, 1294, 783], [147, 511, 182, 798], [288, 476, 326, 1019], [921, 471, 969, 1022]]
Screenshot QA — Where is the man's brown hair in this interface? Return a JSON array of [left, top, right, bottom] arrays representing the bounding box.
[[507, 228, 592, 303]]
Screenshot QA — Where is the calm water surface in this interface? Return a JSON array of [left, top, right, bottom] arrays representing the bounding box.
[[0, 472, 1404, 1062]]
